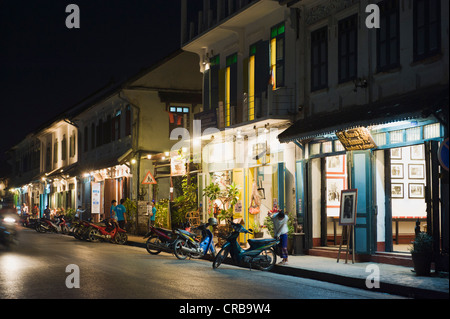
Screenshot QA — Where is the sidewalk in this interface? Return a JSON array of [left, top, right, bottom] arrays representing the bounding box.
[[126, 235, 449, 299]]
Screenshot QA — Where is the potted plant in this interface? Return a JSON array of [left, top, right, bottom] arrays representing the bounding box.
[[409, 232, 433, 276], [251, 221, 264, 238]]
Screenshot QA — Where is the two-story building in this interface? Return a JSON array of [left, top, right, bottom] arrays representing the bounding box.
[[277, 0, 448, 268], [181, 0, 300, 236]]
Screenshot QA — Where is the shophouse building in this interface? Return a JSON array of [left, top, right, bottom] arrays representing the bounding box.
[[71, 50, 202, 229], [180, 0, 301, 238], [277, 0, 448, 269]]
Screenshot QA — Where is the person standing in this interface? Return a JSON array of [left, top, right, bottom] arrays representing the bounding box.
[[115, 199, 127, 229], [150, 200, 156, 226], [269, 210, 289, 265], [110, 200, 117, 221], [44, 205, 51, 219]]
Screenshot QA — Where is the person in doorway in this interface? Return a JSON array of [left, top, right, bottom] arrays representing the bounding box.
[[269, 209, 289, 265], [115, 199, 127, 229], [110, 200, 117, 221]]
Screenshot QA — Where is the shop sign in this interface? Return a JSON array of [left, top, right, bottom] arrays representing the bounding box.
[[91, 182, 101, 215], [438, 138, 449, 171], [336, 127, 376, 151], [171, 156, 186, 176]]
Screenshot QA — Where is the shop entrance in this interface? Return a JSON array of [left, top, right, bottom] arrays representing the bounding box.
[[385, 144, 427, 252]]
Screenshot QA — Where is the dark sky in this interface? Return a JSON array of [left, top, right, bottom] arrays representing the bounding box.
[[0, 0, 182, 157]]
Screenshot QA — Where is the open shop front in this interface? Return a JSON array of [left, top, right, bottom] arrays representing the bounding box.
[[199, 123, 290, 245], [280, 89, 448, 259]]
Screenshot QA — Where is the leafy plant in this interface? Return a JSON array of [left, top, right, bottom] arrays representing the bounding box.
[[203, 182, 239, 222], [172, 176, 198, 227], [410, 232, 433, 254], [154, 199, 169, 228]]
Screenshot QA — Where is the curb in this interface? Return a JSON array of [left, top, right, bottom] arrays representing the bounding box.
[[126, 240, 449, 299]]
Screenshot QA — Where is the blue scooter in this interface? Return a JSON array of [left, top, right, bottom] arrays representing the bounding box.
[[173, 218, 217, 260], [213, 219, 279, 271]]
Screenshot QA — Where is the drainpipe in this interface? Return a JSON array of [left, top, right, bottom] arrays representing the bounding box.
[[118, 90, 141, 234]]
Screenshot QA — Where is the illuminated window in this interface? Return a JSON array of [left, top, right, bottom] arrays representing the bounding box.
[[270, 22, 285, 90], [225, 53, 237, 127], [248, 44, 256, 121]]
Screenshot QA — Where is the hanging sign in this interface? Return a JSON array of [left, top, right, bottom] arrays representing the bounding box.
[[336, 127, 376, 151], [91, 182, 101, 215], [142, 171, 157, 185]]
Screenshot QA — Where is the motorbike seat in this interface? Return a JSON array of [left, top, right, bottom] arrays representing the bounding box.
[[179, 229, 198, 238], [248, 238, 277, 246]]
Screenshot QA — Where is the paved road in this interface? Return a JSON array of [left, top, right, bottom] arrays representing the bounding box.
[[0, 229, 405, 300]]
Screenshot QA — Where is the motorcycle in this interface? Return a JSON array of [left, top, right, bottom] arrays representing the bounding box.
[[0, 212, 19, 248], [71, 219, 92, 240], [143, 225, 181, 255], [173, 218, 217, 260], [36, 215, 69, 234], [85, 218, 128, 244], [212, 219, 279, 271]]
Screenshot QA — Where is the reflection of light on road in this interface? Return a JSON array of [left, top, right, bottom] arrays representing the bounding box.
[[0, 254, 34, 298]]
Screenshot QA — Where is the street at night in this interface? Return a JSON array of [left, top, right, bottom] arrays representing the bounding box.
[[0, 228, 405, 300], [0, 0, 448, 308]]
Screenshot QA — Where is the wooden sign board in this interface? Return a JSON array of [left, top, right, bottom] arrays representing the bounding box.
[[336, 127, 376, 151]]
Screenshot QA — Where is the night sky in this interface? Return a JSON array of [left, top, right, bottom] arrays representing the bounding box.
[[0, 0, 181, 160]]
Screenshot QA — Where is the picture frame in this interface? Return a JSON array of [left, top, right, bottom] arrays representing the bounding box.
[[410, 144, 424, 160], [391, 163, 404, 179], [391, 183, 404, 198], [326, 155, 346, 174], [408, 164, 424, 179], [326, 176, 346, 208], [339, 189, 358, 226], [409, 183, 425, 199], [390, 148, 402, 159]]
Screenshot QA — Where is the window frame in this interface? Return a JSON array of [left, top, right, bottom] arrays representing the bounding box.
[[338, 14, 358, 84], [376, 0, 400, 72], [311, 26, 328, 91]]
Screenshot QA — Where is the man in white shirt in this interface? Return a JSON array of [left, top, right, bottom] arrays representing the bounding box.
[[269, 210, 289, 265]]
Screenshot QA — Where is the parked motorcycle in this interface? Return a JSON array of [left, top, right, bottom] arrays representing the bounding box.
[[36, 215, 69, 234], [71, 219, 92, 240], [143, 225, 181, 255], [85, 218, 127, 244], [173, 218, 217, 260], [0, 211, 19, 249], [212, 219, 279, 271]]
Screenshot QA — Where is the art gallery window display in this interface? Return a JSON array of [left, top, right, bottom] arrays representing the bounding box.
[[388, 144, 427, 251], [294, 120, 445, 257]]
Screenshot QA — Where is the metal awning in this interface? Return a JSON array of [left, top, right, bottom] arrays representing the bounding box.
[[278, 85, 448, 143]]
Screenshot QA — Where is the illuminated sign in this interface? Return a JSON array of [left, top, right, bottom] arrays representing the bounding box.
[[336, 127, 376, 151]]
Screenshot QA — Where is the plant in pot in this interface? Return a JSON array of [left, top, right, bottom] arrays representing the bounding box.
[[409, 232, 433, 276], [251, 221, 264, 238]]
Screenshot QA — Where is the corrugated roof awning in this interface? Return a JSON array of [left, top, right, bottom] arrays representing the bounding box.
[[278, 85, 449, 143]]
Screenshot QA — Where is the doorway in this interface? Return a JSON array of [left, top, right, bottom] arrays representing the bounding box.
[[385, 144, 427, 252]]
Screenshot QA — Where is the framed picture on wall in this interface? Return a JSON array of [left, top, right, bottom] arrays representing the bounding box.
[[409, 183, 425, 199], [410, 144, 424, 160], [326, 155, 345, 174], [339, 189, 358, 226], [326, 176, 345, 208], [391, 183, 404, 198], [391, 163, 404, 179], [390, 148, 402, 159], [408, 164, 424, 179]]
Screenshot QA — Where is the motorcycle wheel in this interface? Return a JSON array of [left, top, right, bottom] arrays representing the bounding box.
[[87, 228, 101, 242], [257, 248, 277, 271], [36, 224, 47, 233], [212, 247, 229, 269], [146, 236, 162, 255], [115, 232, 128, 245], [173, 239, 189, 260]]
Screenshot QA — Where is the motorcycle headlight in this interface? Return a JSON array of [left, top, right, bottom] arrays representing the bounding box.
[[3, 217, 16, 225]]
